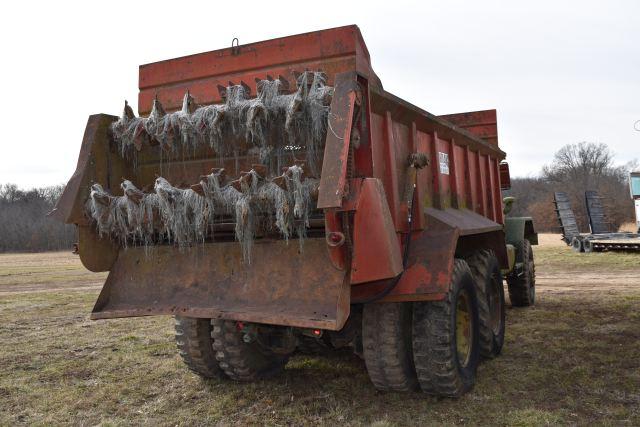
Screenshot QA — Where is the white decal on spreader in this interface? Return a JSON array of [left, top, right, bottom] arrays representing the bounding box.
[[438, 152, 450, 175]]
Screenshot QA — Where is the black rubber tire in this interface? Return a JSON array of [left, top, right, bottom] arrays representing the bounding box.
[[571, 236, 583, 252], [507, 239, 536, 307], [466, 250, 505, 358], [174, 316, 225, 379], [412, 259, 480, 397], [211, 320, 289, 381], [583, 239, 594, 253], [362, 302, 418, 392]]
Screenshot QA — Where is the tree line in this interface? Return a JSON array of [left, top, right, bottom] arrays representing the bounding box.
[[0, 184, 76, 252], [506, 142, 637, 233]]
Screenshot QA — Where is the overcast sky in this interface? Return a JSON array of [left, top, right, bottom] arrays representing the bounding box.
[[1, 0, 638, 188]]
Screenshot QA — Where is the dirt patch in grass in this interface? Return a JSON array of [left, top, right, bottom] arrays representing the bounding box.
[[0, 242, 639, 425]]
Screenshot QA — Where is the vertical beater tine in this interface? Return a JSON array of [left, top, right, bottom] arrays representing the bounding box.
[[240, 81, 251, 96], [278, 75, 290, 91], [217, 84, 227, 100]]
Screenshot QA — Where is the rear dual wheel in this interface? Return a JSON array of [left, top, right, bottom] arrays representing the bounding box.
[[466, 250, 505, 358], [507, 239, 536, 307], [174, 316, 225, 379], [362, 259, 481, 397], [362, 302, 418, 392], [211, 320, 290, 381], [412, 259, 480, 397], [174, 317, 289, 381]]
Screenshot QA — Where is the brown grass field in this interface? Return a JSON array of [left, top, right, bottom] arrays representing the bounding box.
[[1, 234, 639, 425]]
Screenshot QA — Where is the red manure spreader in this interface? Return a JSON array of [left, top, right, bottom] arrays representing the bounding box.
[[52, 25, 537, 396]]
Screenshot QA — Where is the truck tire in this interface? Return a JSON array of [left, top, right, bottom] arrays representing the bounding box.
[[412, 259, 480, 397], [362, 302, 418, 392], [174, 316, 225, 379], [507, 239, 536, 307], [466, 250, 505, 358], [211, 320, 289, 381]]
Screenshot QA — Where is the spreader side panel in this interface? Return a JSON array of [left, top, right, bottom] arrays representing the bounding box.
[[91, 238, 350, 330]]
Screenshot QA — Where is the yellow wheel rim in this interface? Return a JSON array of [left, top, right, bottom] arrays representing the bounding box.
[[456, 290, 473, 367]]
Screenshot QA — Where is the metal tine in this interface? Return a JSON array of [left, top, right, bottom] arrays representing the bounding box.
[[121, 178, 145, 204], [190, 183, 205, 197], [229, 179, 242, 192], [150, 95, 166, 118], [91, 184, 113, 206], [182, 91, 198, 114], [241, 172, 255, 187], [211, 168, 227, 182], [229, 173, 254, 192], [272, 175, 287, 190], [131, 121, 147, 152], [277, 75, 290, 91], [147, 96, 166, 147], [217, 84, 227, 100], [251, 164, 268, 179], [123, 100, 135, 120], [255, 79, 267, 97], [240, 81, 251, 96], [290, 162, 307, 179]]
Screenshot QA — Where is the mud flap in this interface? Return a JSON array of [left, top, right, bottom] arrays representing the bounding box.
[[91, 238, 350, 330]]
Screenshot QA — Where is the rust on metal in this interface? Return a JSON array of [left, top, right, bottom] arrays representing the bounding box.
[[92, 238, 350, 330], [54, 25, 519, 324], [137, 25, 381, 115], [317, 71, 359, 209], [349, 178, 403, 284], [351, 224, 458, 303], [438, 109, 499, 146]]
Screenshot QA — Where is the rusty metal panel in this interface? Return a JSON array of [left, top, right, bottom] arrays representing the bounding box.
[[137, 25, 381, 114], [499, 162, 511, 190], [424, 207, 503, 236], [369, 88, 505, 160], [382, 113, 401, 225], [438, 109, 499, 146], [92, 238, 350, 330], [317, 72, 358, 209], [351, 225, 458, 303], [53, 26, 518, 317], [350, 178, 403, 284], [78, 225, 119, 273]]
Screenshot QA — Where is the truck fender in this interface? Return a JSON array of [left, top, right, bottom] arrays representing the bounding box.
[[504, 217, 538, 246]]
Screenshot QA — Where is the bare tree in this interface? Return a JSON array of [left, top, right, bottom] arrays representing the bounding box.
[[0, 183, 76, 252], [504, 143, 635, 232]]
